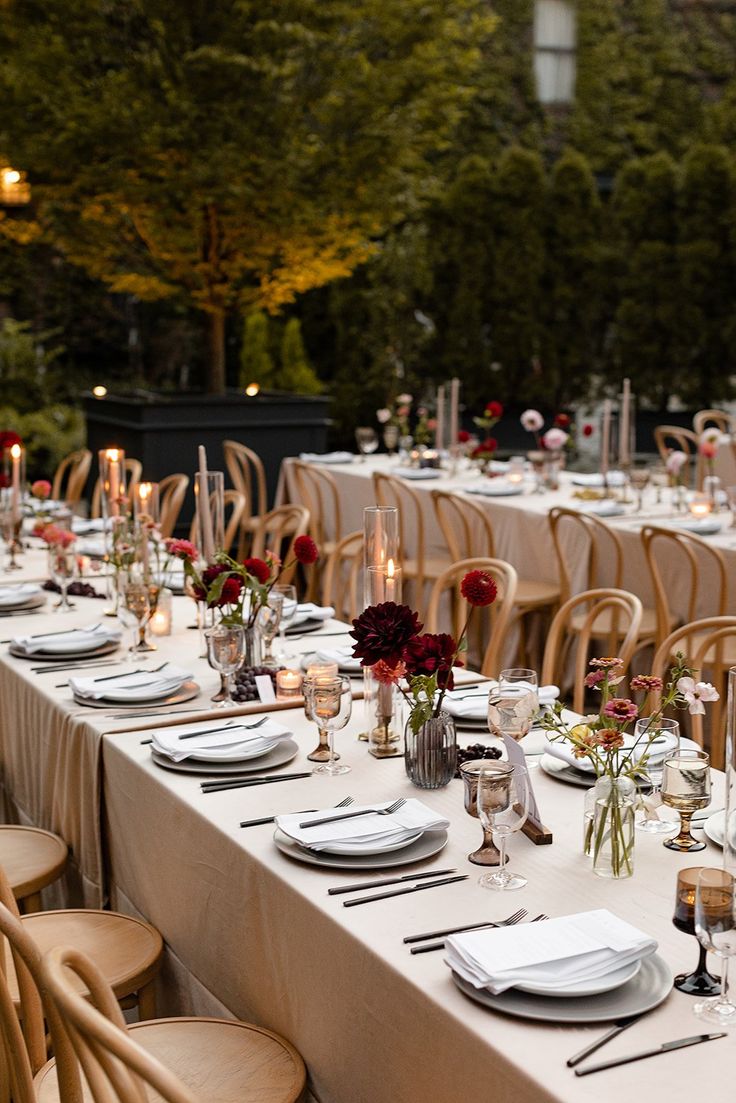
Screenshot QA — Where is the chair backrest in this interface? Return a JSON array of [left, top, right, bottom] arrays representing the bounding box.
[[250, 505, 310, 586], [91, 459, 143, 519], [653, 425, 701, 487], [223, 440, 267, 524], [693, 409, 734, 437], [430, 490, 495, 561], [321, 530, 363, 622], [650, 616, 736, 767], [188, 489, 245, 556], [158, 474, 189, 539], [541, 588, 644, 713], [641, 525, 728, 650], [292, 461, 343, 550], [52, 449, 92, 505], [548, 507, 623, 606], [426, 557, 518, 679], [0, 866, 82, 1103], [44, 944, 197, 1103]]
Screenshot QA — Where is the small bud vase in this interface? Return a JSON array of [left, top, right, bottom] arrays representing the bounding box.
[[591, 775, 636, 879], [405, 711, 456, 789]]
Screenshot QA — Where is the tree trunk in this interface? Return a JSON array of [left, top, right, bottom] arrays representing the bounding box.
[[206, 311, 226, 395]]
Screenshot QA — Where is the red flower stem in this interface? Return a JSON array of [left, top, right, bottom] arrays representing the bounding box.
[[435, 607, 474, 715]]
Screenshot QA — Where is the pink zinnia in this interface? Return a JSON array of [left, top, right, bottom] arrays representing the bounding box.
[[602, 698, 638, 723], [164, 537, 199, 561], [31, 479, 52, 500], [590, 656, 624, 670], [597, 729, 625, 752], [630, 675, 663, 693]]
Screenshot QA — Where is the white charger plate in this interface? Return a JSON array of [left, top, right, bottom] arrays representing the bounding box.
[[0, 589, 45, 611], [73, 680, 200, 709], [10, 639, 120, 661], [151, 738, 298, 775], [516, 958, 641, 998], [451, 953, 671, 1024], [274, 827, 448, 870], [315, 829, 423, 857], [704, 810, 725, 848], [80, 675, 189, 703]]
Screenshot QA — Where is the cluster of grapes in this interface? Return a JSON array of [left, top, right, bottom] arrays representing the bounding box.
[[232, 666, 282, 702], [43, 580, 104, 599], [454, 742, 502, 778]]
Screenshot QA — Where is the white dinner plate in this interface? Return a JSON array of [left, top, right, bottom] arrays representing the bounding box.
[[299, 652, 361, 676], [73, 680, 200, 709], [79, 675, 189, 703], [516, 958, 641, 998], [465, 483, 524, 498], [704, 810, 725, 848], [539, 753, 595, 788], [274, 827, 448, 870], [9, 639, 120, 662], [315, 829, 424, 857], [151, 738, 299, 775], [188, 738, 281, 763], [0, 589, 45, 611], [451, 953, 671, 1024], [285, 618, 323, 636]]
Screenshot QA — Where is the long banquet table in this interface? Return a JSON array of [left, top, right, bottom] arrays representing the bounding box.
[[1, 551, 736, 1102]]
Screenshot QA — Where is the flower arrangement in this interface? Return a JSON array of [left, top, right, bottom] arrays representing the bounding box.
[[473, 400, 503, 434], [699, 428, 726, 482], [520, 410, 591, 451], [413, 405, 437, 447], [665, 449, 688, 487], [349, 568, 498, 735], [376, 393, 413, 436]]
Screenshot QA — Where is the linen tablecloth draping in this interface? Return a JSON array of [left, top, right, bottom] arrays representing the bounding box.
[[102, 706, 734, 1103]]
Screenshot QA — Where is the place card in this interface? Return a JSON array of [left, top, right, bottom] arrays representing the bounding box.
[[255, 674, 277, 704], [502, 734, 553, 845]]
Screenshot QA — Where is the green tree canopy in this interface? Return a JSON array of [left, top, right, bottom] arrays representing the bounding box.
[[0, 0, 495, 392]]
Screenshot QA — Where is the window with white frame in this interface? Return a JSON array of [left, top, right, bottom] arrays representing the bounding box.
[[534, 0, 577, 105]]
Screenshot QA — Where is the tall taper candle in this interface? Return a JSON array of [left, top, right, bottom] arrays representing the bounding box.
[[10, 444, 21, 525], [197, 445, 215, 561], [449, 377, 460, 451], [435, 385, 445, 451], [619, 378, 631, 467], [600, 400, 611, 478]]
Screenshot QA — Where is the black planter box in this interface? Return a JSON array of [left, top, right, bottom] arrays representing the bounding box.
[[83, 390, 330, 529]]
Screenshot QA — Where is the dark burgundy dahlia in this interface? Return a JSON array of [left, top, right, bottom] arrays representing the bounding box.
[[350, 601, 422, 666], [402, 632, 458, 689]]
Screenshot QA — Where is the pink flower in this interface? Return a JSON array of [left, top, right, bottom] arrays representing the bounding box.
[[590, 656, 624, 670], [520, 409, 544, 433], [602, 698, 638, 723], [584, 669, 606, 688], [164, 538, 198, 562], [397, 393, 413, 406], [699, 440, 718, 460], [376, 408, 392, 424], [427, 418, 437, 431], [41, 523, 76, 549], [372, 658, 406, 685], [596, 728, 625, 752], [630, 674, 663, 693], [677, 676, 720, 716], [397, 405, 410, 418], [665, 450, 688, 476], [31, 479, 52, 500], [542, 427, 569, 451]]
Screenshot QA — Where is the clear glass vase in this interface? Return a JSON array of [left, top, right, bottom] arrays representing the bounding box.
[[592, 776, 636, 879], [405, 711, 456, 789]]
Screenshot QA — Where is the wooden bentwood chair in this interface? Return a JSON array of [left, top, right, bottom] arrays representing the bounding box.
[[51, 450, 92, 506], [158, 474, 189, 539], [0, 826, 67, 914], [223, 440, 268, 558]]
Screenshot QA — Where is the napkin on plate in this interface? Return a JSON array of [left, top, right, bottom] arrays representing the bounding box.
[[291, 603, 335, 627], [151, 717, 293, 762], [397, 468, 442, 481], [13, 623, 122, 655], [0, 584, 42, 607], [277, 798, 449, 852], [543, 724, 679, 773], [299, 451, 354, 465], [311, 647, 362, 673], [673, 518, 722, 536], [74, 535, 108, 558], [582, 500, 626, 518], [443, 683, 560, 720], [571, 472, 626, 488], [69, 663, 191, 701], [446, 909, 657, 995], [465, 482, 523, 498], [71, 517, 109, 535]]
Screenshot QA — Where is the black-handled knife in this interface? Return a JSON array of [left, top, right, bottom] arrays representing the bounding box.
[[574, 1032, 726, 1076], [201, 772, 312, 793], [328, 869, 457, 895], [566, 1015, 642, 1067], [343, 874, 468, 908]]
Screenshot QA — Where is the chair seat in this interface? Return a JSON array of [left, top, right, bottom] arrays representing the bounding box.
[[515, 579, 560, 609], [402, 556, 450, 581], [683, 631, 736, 666], [570, 605, 660, 640], [5, 909, 162, 1005], [0, 826, 67, 900], [35, 1016, 306, 1103]]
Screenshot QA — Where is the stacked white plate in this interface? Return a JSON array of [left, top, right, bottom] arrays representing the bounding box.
[[152, 717, 294, 763], [0, 584, 46, 612], [465, 482, 523, 497], [287, 603, 335, 631], [396, 468, 442, 481], [69, 663, 191, 702], [11, 623, 122, 658], [571, 472, 626, 488], [299, 451, 354, 465], [276, 798, 449, 857]]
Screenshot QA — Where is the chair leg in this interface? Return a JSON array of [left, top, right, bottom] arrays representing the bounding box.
[[20, 891, 42, 914], [136, 980, 157, 1021]]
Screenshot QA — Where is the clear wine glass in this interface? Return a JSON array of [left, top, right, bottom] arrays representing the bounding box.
[[476, 761, 530, 891], [629, 466, 651, 512], [204, 624, 245, 709], [635, 716, 679, 834], [487, 669, 538, 743], [694, 868, 736, 1027], [272, 583, 297, 660], [122, 581, 155, 654], [305, 674, 352, 776], [48, 546, 77, 613], [661, 749, 711, 852], [257, 591, 283, 668], [355, 427, 379, 462]]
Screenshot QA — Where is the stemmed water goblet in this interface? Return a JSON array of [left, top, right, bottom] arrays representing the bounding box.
[[661, 749, 711, 852], [204, 624, 245, 708], [487, 669, 538, 746], [272, 583, 297, 661], [672, 866, 721, 997], [635, 717, 679, 834], [48, 545, 77, 613], [257, 591, 283, 668], [121, 580, 156, 653], [0, 490, 22, 571], [476, 761, 530, 891], [694, 867, 736, 1027], [629, 465, 650, 512], [355, 427, 379, 463], [305, 674, 352, 776]]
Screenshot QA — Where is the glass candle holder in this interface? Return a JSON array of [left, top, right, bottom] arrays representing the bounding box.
[[276, 669, 303, 700]]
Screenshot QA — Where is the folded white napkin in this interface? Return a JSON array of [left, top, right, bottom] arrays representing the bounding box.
[[312, 647, 362, 673], [152, 717, 292, 762], [582, 500, 626, 518], [71, 517, 109, 535], [443, 683, 559, 720], [70, 662, 191, 701], [465, 482, 523, 497], [277, 798, 449, 852], [543, 725, 678, 773], [571, 472, 626, 488], [488, 460, 509, 473], [299, 451, 354, 464], [75, 535, 107, 558], [0, 584, 42, 607], [14, 623, 122, 655], [291, 603, 335, 627], [446, 909, 657, 994], [397, 468, 442, 481]]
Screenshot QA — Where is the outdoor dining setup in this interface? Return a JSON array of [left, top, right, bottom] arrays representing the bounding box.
[[1, 394, 736, 1103]]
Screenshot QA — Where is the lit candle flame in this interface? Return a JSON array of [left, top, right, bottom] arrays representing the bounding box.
[[10, 444, 21, 459], [106, 448, 120, 462], [387, 558, 395, 579]]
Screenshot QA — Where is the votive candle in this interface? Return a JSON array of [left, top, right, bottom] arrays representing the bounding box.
[[276, 669, 304, 699]]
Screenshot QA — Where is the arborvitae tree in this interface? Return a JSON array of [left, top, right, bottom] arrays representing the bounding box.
[[279, 318, 322, 395], [488, 146, 546, 400], [676, 144, 736, 404], [239, 313, 274, 391], [541, 149, 605, 406], [611, 151, 681, 408]]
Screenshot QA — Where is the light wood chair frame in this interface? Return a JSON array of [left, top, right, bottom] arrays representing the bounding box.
[[372, 472, 449, 615], [541, 588, 644, 714], [693, 409, 734, 437], [548, 507, 624, 606], [641, 524, 728, 652], [431, 489, 495, 560], [51, 449, 92, 506], [0, 825, 67, 913], [158, 474, 189, 539], [223, 440, 268, 558], [653, 425, 702, 489], [321, 530, 363, 623], [188, 489, 245, 556], [426, 557, 519, 678], [250, 505, 310, 587]]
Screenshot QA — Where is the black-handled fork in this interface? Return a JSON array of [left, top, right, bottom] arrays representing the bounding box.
[[299, 797, 405, 829], [409, 912, 548, 954]]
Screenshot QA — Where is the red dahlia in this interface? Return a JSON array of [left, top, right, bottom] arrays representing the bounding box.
[[460, 569, 498, 607], [457, 429, 471, 444], [582, 423, 594, 437], [554, 412, 571, 428], [485, 401, 503, 419], [294, 535, 319, 565], [402, 632, 458, 689], [243, 557, 270, 584], [350, 601, 422, 666]]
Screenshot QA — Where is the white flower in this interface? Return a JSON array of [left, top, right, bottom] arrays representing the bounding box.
[[520, 408, 544, 432], [396, 393, 413, 406], [676, 676, 720, 715], [542, 427, 569, 451], [699, 428, 728, 446], [665, 450, 688, 475], [376, 407, 391, 424]]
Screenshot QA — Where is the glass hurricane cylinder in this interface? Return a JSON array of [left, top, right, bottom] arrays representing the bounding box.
[[194, 470, 225, 562], [98, 448, 127, 519], [362, 506, 399, 607], [592, 776, 636, 879], [405, 710, 457, 790]]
